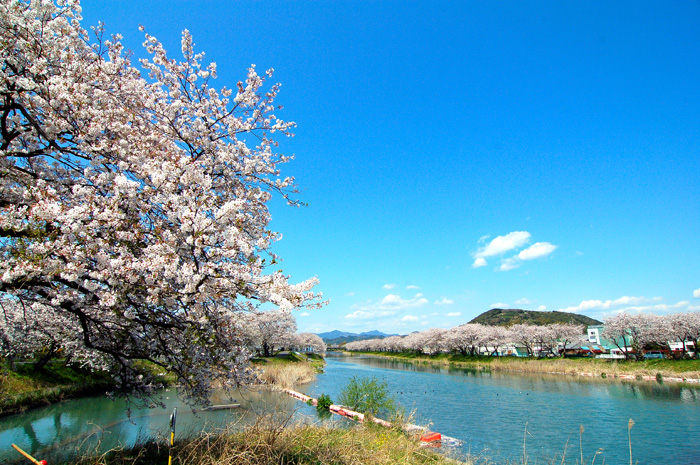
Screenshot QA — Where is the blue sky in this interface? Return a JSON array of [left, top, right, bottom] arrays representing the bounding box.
[[80, 0, 699, 334]]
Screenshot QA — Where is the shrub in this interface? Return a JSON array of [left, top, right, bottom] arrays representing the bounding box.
[[337, 376, 397, 417], [316, 394, 332, 411]]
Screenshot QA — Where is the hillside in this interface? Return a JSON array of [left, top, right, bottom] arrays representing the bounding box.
[[317, 330, 397, 345], [469, 308, 601, 327]]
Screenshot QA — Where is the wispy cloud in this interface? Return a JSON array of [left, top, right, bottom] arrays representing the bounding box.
[[406, 285, 421, 290], [401, 315, 419, 322], [383, 283, 397, 290], [435, 298, 454, 305], [345, 309, 398, 320], [473, 231, 531, 268], [472, 231, 558, 270], [299, 312, 310, 317], [500, 242, 558, 271], [694, 288, 700, 298], [515, 298, 534, 305], [350, 293, 429, 312], [491, 302, 509, 308], [447, 312, 462, 317], [559, 296, 691, 317]]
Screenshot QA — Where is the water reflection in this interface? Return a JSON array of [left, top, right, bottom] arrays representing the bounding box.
[[311, 353, 700, 464], [0, 387, 307, 464]]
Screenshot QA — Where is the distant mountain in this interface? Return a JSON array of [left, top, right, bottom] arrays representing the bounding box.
[[317, 330, 355, 339], [317, 330, 397, 345], [469, 308, 601, 327]]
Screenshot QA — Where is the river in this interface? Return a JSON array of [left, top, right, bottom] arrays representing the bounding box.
[[2, 354, 699, 464]]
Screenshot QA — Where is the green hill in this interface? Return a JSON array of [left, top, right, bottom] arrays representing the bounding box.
[[469, 308, 601, 327]]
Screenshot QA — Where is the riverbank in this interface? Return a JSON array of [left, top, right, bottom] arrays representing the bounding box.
[[346, 351, 700, 383], [1, 353, 324, 416], [12, 419, 462, 465], [0, 363, 114, 417], [252, 352, 325, 389]]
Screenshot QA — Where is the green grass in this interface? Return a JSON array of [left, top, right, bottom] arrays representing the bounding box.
[[0, 361, 114, 416], [353, 351, 700, 379]]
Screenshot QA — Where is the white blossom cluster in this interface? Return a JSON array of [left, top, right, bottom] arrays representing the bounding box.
[[346, 311, 700, 360], [602, 311, 700, 360], [0, 0, 322, 406], [345, 323, 584, 357]]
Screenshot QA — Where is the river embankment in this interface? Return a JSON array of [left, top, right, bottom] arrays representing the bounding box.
[[345, 351, 700, 383]]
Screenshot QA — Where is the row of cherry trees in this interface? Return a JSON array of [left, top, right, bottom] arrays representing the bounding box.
[[345, 322, 585, 357], [0, 0, 323, 406], [346, 311, 700, 360], [602, 311, 700, 360], [0, 302, 325, 367]]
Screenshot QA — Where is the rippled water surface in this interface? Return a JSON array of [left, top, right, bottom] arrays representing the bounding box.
[[304, 354, 700, 464], [2, 354, 699, 464]]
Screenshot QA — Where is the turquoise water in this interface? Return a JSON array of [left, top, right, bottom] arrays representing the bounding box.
[[0, 387, 311, 464], [303, 354, 700, 464], [2, 355, 699, 464]]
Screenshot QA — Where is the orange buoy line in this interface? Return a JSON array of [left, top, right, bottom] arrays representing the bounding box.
[[282, 389, 457, 447]]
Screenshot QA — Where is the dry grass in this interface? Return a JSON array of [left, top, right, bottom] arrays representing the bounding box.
[[255, 362, 317, 389], [74, 415, 468, 465]]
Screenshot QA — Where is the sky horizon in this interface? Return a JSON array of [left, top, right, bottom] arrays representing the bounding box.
[[79, 0, 699, 335]]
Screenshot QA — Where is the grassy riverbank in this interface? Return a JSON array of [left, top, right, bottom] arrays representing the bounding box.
[[65, 419, 460, 465], [1, 352, 323, 415], [350, 351, 700, 381], [253, 352, 325, 389], [0, 362, 114, 417]]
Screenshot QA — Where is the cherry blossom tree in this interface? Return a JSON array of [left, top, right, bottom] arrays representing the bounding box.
[[293, 332, 326, 354], [666, 311, 700, 359], [243, 310, 297, 357], [549, 323, 585, 355], [444, 323, 485, 356], [603, 313, 669, 360], [0, 0, 321, 405]]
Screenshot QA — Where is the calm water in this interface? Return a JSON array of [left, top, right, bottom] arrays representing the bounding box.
[[304, 354, 700, 464], [2, 355, 699, 464], [0, 387, 318, 464]]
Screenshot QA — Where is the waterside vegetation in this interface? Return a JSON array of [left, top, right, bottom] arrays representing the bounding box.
[[57, 419, 460, 465], [349, 351, 700, 382], [0, 362, 114, 417]]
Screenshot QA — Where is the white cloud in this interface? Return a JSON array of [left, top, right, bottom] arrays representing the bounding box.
[[538, 305, 547, 311], [491, 302, 509, 309], [383, 283, 396, 290], [517, 242, 558, 260], [402, 315, 419, 322], [559, 296, 648, 313], [345, 292, 356, 296], [447, 312, 462, 317], [406, 285, 421, 290], [515, 298, 534, 305], [351, 293, 429, 312], [345, 309, 398, 319], [499, 242, 558, 271], [474, 231, 531, 259], [499, 258, 520, 271], [472, 257, 487, 268], [299, 312, 310, 317], [435, 298, 454, 305], [558, 296, 692, 317], [694, 288, 700, 298]]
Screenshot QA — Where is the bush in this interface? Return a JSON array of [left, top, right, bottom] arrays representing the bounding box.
[[337, 376, 397, 418], [316, 394, 332, 411]]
